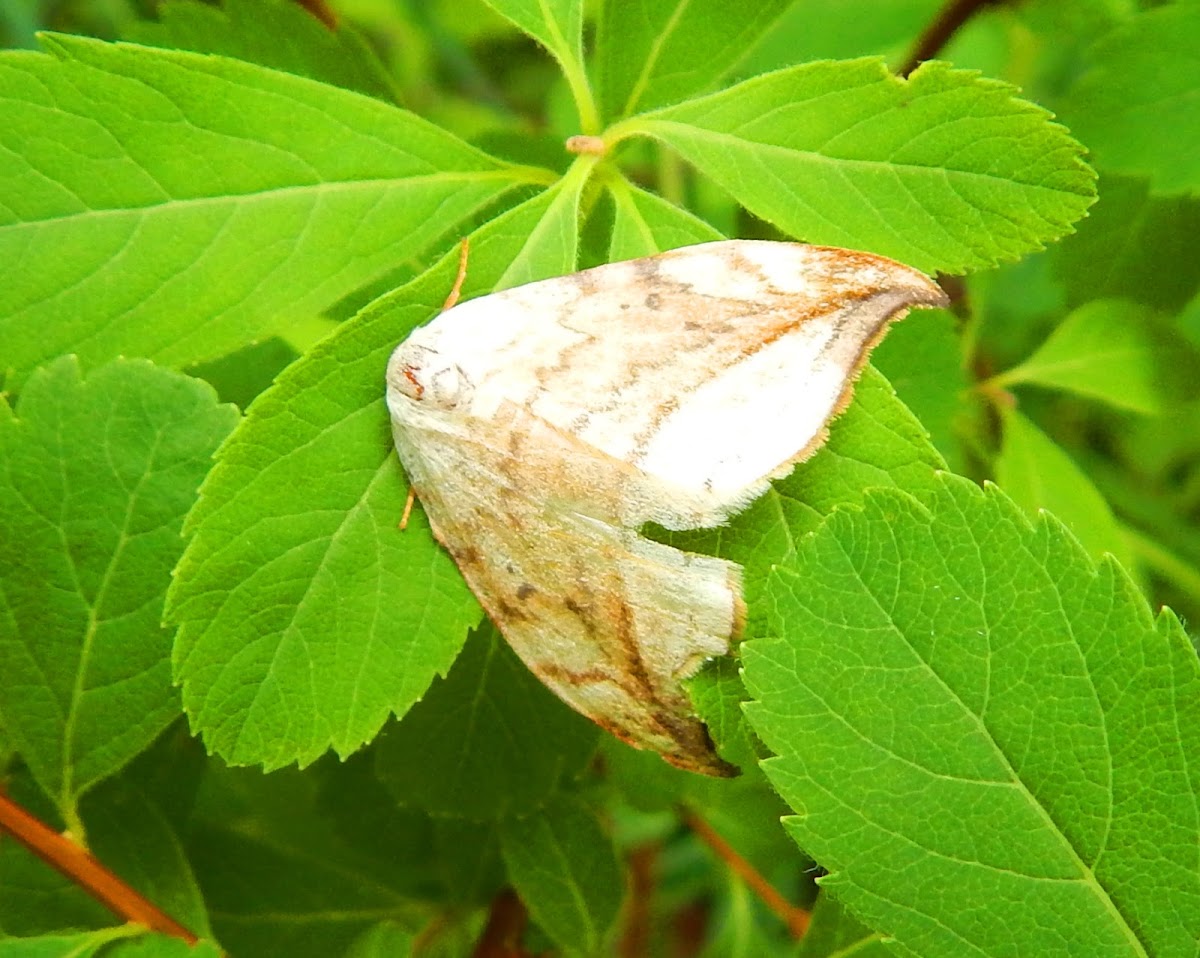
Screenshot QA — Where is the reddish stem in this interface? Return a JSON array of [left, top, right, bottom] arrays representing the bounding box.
[[291, 0, 338, 30], [617, 844, 657, 957], [0, 791, 198, 944], [471, 888, 530, 958], [899, 0, 1006, 76], [681, 808, 810, 939]]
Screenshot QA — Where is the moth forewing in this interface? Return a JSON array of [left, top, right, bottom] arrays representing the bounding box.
[[386, 239, 947, 776]]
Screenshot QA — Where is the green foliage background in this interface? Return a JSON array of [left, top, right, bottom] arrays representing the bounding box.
[[0, 1, 1197, 956]]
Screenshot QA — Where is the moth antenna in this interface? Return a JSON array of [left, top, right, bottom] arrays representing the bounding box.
[[399, 486, 416, 531], [442, 238, 470, 312]]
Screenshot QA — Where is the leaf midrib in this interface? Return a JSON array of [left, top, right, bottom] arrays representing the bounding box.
[[639, 119, 1092, 196], [0, 170, 523, 234]]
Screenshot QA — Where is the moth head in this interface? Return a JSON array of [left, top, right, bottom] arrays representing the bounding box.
[[387, 342, 474, 411]]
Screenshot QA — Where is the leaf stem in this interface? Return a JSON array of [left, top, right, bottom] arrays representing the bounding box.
[[0, 790, 199, 944], [617, 844, 657, 957], [681, 807, 810, 939], [530, 6, 601, 134], [560, 57, 602, 134], [470, 888, 529, 958], [899, 0, 1007, 76], [292, 0, 338, 30], [976, 372, 1020, 408]]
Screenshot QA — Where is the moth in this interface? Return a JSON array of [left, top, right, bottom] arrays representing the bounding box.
[[386, 240, 947, 776]]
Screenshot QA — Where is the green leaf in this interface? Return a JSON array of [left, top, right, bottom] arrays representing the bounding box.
[[737, 0, 937, 73], [1184, 291, 1200, 354], [996, 406, 1134, 575], [185, 337, 300, 412], [745, 474, 1200, 958], [686, 658, 758, 772], [996, 299, 1179, 414], [0, 358, 235, 823], [1062, 6, 1200, 195], [168, 184, 589, 771], [597, 736, 696, 812], [375, 625, 599, 820], [479, 0, 594, 129], [495, 157, 588, 289], [1051, 176, 1200, 312], [107, 938, 223, 958], [684, 778, 809, 896], [696, 876, 793, 958], [124, 0, 397, 101], [185, 765, 427, 957], [402, 920, 484, 958], [0, 933, 108, 957], [795, 894, 888, 958], [607, 180, 724, 261], [83, 779, 211, 940], [0, 929, 207, 958], [344, 923, 416, 958], [602, 720, 807, 888], [499, 794, 624, 956], [0, 33, 529, 383], [973, 251, 1068, 372], [309, 756, 441, 899], [686, 664, 803, 874], [432, 819, 505, 905], [479, 0, 582, 75], [872, 308, 966, 472], [0, 772, 111, 935], [0, 860, 108, 942], [593, 0, 792, 119], [629, 59, 1096, 273]]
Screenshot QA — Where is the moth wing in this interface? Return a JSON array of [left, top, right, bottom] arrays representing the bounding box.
[[398, 240, 946, 530], [389, 401, 740, 775]]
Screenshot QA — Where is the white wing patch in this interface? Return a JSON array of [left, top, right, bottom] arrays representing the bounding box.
[[386, 240, 947, 775]]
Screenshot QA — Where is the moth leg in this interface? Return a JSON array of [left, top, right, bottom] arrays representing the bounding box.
[[442, 238, 470, 312], [399, 486, 417, 531]]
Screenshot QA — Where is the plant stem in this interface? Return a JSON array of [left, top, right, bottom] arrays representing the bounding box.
[[899, 0, 1007, 76], [681, 807, 810, 939], [292, 0, 337, 30], [618, 844, 657, 957], [0, 790, 199, 944], [562, 58, 602, 135], [470, 888, 529, 958]]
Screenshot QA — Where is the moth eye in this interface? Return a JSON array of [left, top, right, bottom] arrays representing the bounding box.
[[425, 364, 473, 410]]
